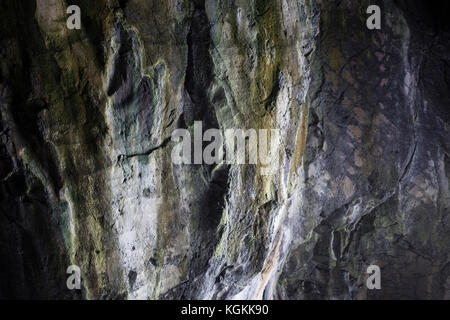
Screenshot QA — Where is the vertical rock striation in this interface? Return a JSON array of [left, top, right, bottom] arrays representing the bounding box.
[[0, 0, 449, 299]]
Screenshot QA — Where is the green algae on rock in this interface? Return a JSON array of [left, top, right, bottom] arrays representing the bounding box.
[[0, 0, 449, 300]]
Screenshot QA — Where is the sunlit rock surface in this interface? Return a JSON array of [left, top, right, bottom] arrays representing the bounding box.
[[0, 0, 449, 299]]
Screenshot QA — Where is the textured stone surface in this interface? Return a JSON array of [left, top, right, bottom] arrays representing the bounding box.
[[0, 0, 449, 299]]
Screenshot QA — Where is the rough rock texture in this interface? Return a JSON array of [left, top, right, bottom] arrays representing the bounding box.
[[0, 0, 449, 299]]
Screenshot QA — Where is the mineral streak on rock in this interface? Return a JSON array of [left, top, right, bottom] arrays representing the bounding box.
[[0, 0, 449, 299]]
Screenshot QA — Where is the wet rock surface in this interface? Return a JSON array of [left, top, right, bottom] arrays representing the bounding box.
[[0, 0, 449, 299]]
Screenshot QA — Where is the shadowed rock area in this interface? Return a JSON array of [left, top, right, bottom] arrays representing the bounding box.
[[0, 0, 449, 299]]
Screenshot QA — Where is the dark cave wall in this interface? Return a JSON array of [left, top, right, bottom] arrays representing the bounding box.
[[276, 0, 450, 299], [0, 0, 449, 299]]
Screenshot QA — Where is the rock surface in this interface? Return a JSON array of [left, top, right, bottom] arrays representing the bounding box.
[[0, 0, 449, 299]]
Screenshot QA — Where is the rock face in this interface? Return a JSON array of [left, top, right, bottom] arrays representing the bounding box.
[[0, 0, 449, 299]]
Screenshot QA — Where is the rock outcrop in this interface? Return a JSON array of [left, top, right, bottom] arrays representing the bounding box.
[[0, 0, 449, 299]]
